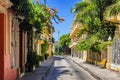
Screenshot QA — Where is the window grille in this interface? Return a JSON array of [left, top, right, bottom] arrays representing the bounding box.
[[112, 37, 120, 65]]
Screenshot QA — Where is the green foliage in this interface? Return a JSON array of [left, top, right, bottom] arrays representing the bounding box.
[[98, 41, 111, 50], [39, 56, 44, 61], [10, 0, 64, 33], [105, 0, 120, 16], [77, 35, 99, 51], [54, 44, 58, 54], [72, 0, 117, 53], [27, 51, 43, 67], [44, 53, 49, 59], [78, 25, 88, 37], [10, 0, 50, 32], [72, 0, 116, 35], [59, 34, 71, 47], [98, 21, 116, 41], [71, 1, 89, 13], [59, 34, 71, 54], [77, 35, 112, 53], [54, 43, 63, 55], [27, 51, 36, 66], [77, 39, 91, 50], [41, 40, 48, 54]]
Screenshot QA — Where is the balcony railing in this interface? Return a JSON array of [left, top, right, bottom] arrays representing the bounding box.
[[69, 42, 78, 48], [70, 24, 81, 38]]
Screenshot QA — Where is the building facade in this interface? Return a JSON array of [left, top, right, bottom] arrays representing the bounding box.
[[36, 26, 55, 57], [70, 14, 120, 71], [69, 23, 87, 61], [0, 0, 29, 79], [106, 14, 120, 71], [70, 23, 107, 67], [0, 0, 18, 80]]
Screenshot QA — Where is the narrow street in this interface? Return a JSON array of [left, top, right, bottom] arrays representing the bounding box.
[[45, 56, 96, 80]]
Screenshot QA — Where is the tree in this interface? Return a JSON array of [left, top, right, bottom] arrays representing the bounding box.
[[59, 34, 71, 55], [10, 0, 64, 71], [54, 44, 63, 55], [10, 0, 64, 33], [105, 0, 120, 17], [71, 0, 116, 52]]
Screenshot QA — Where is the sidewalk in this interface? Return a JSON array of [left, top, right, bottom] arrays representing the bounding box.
[[17, 57, 54, 80], [68, 56, 120, 80]]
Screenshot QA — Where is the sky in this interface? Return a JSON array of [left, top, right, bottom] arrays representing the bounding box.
[[38, 0, 81, 41]]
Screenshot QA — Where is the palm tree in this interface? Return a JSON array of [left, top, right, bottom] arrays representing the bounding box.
[[36, 0, 46, 5], [71, 1, 90, 13], [105, 0, 120, 17], [71, 0, 116, 53], [72, 0, 100, 35], [72, 0, 116, 40]]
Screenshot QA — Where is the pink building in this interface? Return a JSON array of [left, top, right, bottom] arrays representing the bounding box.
[[0, 0, 27, 80]]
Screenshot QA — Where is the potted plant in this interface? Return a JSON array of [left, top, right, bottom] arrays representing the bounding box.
[[27, 51, 36, 72], [44, 53, 49, 60]]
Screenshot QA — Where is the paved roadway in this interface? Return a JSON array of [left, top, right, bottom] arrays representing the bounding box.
[[45, 56, 97, 80]]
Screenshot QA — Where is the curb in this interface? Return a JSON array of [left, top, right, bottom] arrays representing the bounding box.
[[17, 57, 55, 80], [39, 57, 55, 80], [68, 57, 102, 80]]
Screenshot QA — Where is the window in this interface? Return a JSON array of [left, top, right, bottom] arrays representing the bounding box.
[[112, 37, 120, 65], [11, 17, 17, 68]]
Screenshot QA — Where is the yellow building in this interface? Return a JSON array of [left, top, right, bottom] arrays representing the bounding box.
[[36, 26, 54, 57], [106, 14, 120, 71], [47, 26, 55, 56], [69, 23, 107, 67], [69, 23, 87, 61], [37, 40, 44, 55], [70, 0, 120, 71]]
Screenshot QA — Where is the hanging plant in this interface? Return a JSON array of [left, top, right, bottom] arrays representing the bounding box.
[[10, 0, 63, 33], [19, 21, 32, 31]]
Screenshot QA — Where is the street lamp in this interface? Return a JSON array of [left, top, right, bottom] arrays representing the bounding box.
[[58, 30, 59, 54]]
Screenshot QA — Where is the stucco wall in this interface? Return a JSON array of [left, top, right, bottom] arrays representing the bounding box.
[[0, 6, 18, 80], [0, 13, 5, 80]]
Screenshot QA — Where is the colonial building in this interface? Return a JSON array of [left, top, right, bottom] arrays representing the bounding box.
[[0, 0, 17, 80], [69, 23, 107, 67], [106, 14, 120, 71], [36, 26, 55, 57], [0, 0, 29, 79], [70, 14, 120, 71], [69, 23, 87, 61], [47, 26, 55, 56]]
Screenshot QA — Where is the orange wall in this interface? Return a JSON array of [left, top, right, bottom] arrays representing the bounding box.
[[4, 53, 17, 80], [4, 12, 18, 80], [0, 12, 18, 80]]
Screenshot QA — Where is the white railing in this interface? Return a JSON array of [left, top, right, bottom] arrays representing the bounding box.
[[69, 42, 77, 48], [70, 24, 81, 38]]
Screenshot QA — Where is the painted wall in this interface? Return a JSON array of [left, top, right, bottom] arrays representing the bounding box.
[[4, 12, 18, 80], [0, 13, 5, 80], [0, 7, 18, 80]]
